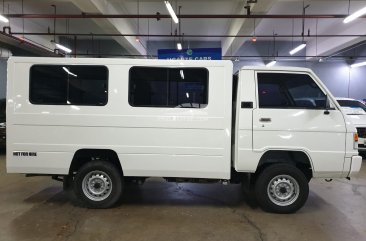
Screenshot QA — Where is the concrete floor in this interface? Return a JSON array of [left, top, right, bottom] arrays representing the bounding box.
[[0, 152, 365, 241]]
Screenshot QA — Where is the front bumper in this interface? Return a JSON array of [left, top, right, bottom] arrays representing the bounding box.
[[348, 155, 362, 177]]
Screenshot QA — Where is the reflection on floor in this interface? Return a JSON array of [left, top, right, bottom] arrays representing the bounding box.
[[0, 152, 365, 241]]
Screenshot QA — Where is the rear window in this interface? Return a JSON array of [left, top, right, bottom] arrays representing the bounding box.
[[30, 65, 108, 106], [129, 67, 208, 108]]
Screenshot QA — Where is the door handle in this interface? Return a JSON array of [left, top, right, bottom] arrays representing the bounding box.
[[259, 118, 271, 122], [241, 101, 253, 108]]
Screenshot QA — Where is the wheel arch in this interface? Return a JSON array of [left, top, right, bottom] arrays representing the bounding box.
[[69, 149, 122, 175], [255, 149, 314, 180]]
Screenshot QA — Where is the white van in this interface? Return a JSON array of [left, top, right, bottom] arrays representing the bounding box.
[[6, 57, 362, 213], [336, 97, 366, 154]]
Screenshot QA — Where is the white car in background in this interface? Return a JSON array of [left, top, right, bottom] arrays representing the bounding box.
[[336, 97, 366, 154]]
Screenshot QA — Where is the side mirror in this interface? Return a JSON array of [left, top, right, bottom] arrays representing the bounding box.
[[324, 96, 331, 115]]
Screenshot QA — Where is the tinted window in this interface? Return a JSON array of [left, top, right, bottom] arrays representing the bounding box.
[[30, 65, 108, 106], [129, 67, 208, 108], [337, 100, 366, 112], [258, 73, 326, 109]]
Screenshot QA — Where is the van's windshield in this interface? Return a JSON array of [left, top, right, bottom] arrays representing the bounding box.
[[337, 99, 366, 115]]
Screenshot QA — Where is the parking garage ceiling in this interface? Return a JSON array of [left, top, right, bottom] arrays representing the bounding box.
[[0, 0, 365, 60]]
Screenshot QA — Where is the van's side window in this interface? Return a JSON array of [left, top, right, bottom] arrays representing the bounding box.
[[30, 65, 108, 106], [257, 73, 326, 109], [129, 67, 208, 108]]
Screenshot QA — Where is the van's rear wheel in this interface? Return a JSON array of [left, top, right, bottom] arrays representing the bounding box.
[[73, 161, 123, 208], [255, 164, 309, 213]]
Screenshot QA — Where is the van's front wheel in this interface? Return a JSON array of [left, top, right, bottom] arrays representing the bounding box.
[[73, 161, 123, 208], [255, 164, 309, 213]]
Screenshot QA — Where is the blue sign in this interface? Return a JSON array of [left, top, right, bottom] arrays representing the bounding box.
[[158, 48, 222, 60]]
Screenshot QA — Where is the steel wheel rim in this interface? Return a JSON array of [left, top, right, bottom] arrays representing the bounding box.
[[82, 170, 113, 201], [267, 174, 300, 206]]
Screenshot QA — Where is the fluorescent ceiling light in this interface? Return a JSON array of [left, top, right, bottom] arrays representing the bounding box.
[[351, 61, 366, 68], [0, 14, 9, 23], [164, 1, 179, 24], [266, 60, 277, 67], [177, 42, 182, 50], [62, 67, 77, 77], [180, 70, 185, 79], [289, 43, 306, 55], [55, 43, 72, 53], [343, 6, 366, 23]]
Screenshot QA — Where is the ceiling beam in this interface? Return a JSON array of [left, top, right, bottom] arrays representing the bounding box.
[[10, 32, 366, 38], [4, 14, 364, 19], [306, 19, 366, 60], [70, 0, 146, 55], [0, 32, 62, 57], [222, 0, 278, 56]]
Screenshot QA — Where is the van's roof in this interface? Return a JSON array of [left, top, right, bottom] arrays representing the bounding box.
[[8, 57, 314, 73], [240, 66, 312, 72], [8, 57, 233, 67]]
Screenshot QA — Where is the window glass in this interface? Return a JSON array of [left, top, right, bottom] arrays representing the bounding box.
[[30, 65, 108, 106], [129, 67, 208, 108], [337, 100, 366, 112], [258, 73, 326, 109]]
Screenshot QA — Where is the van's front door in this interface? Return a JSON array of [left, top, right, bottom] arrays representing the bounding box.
[[252, 71, 346, 177]]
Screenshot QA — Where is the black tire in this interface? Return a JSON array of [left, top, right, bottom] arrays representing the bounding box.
[[73, 161, 124, 208], [255, 164, 309, 214]]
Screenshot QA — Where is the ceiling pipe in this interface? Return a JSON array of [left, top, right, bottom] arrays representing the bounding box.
[[9, 32, 366, 38], [66, 52, 366, 60], [3, 14, 365, 19]]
